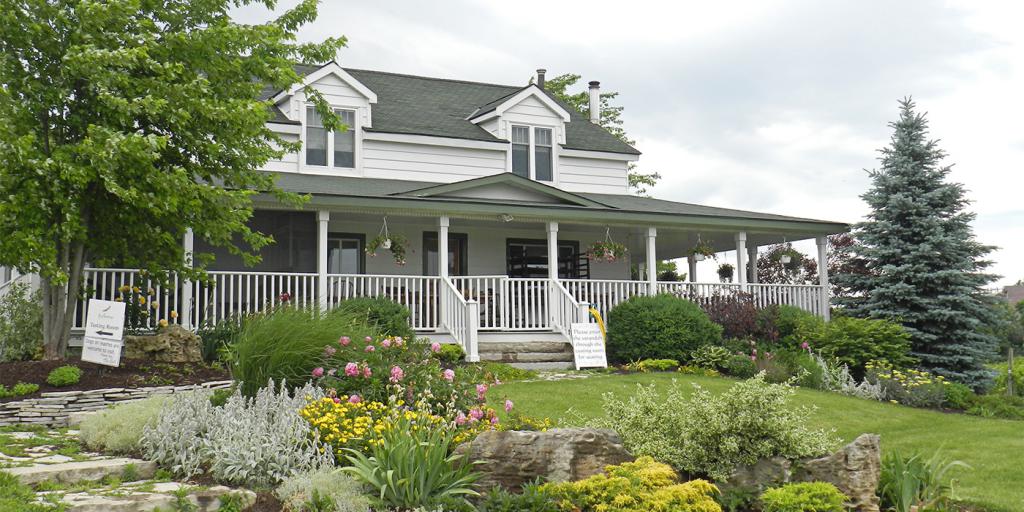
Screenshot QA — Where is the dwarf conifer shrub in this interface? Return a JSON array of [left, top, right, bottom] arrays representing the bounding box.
[[760, 482, 847, 512], [46, 365, 81, 387], [607, 294, 722, 363]]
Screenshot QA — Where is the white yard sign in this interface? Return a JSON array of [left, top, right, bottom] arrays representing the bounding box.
[[81, 299, 126, 367], [571, 322, 607, 369]]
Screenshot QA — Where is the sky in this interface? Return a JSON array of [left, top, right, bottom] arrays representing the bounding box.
[[234, 0, 1024, 286]]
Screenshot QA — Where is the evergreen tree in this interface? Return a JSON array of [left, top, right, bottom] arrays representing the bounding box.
[[834, 99, 998, 388]]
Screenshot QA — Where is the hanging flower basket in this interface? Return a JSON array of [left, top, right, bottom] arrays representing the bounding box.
[[717, 263, 735, 283], [367, 233, 408, 266], [690, 239, 716, 261], [587, 240, 629, 263]]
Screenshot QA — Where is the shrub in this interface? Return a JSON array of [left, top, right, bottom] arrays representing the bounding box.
[[794, 316, 914, 375], [478, 483, 558, 512], [760, 482, 847, 512], [0, 282, 43, 362], [624, 358, 679, 372], [275, 468, 372, 512], [436, 343, 465, 364], [942, 382, 977, 410], [141, 382, 334, 487], [196, 316, 247, 364], [866, 361, 946, 409], [774, 305, 815, 341], [232, 306, 377, 397], [701, 295, 761, 340], [343, 414, 480, 510], [339, 297, 414, 340], [607, 294, 722, 363], [879, 450, 968, 512], [965, 393, 1024, 420], [0, 382, 39, 398], [989, 361, 1024, 398], [677, 365, 721, 377], [46, 365, 82, 387], [690, 345, 732, 371], [80, 396, 167, 455], [541, 456, 721, 512], [592, 374, 835, 480], [499, 412, 554, 432], [773, 349, 823, 389], [723, 354, 757, 379]]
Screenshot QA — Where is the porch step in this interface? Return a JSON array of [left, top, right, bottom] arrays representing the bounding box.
[[478, 341, 574, 366]]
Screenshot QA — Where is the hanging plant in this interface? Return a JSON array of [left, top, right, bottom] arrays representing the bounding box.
[[366, 217, 408, 265], [774, 246, 803, 273], [587, 228, 629, 263], [717, 263, 735, 283], [690, 238, 716, 262]]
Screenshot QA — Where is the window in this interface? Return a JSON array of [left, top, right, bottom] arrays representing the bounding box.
[[510, 125, 555, 181], [327, 233, 365, 274], [534, 128, 553, 181], [506, 239, 580, 278], [305, 106, 356, 168], [423, 232, 468, 276], [511, 125, 530, 178]]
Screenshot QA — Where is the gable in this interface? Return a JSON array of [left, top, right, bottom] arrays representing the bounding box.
[[397, 173, 608, 208], [439, 182, 574, 204], [271, 62, 377, 104]]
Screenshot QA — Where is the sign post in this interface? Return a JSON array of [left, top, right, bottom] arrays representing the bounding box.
[[81, 299, 127, 367], [570, 322, 607, 370]]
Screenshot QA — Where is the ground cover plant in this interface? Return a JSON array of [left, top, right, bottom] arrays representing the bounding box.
[[79, 396, 168, 455], [490, 372, 1020, 511]]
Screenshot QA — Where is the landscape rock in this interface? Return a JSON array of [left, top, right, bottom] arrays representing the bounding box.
[[793, 433, 881, 512], [7, 457, 157, 485], [123, 324, 202, 363], [453, 428, 633, 491]]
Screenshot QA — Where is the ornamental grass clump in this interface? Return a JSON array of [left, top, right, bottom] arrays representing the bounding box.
[[592, 374, 835, 481]]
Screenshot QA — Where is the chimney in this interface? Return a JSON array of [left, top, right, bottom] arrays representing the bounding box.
[[536, 68, 546, 89], [588, 80, 601, 124]]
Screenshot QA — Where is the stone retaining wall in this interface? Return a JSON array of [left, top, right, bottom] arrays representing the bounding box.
[[0, 380, 233, 427]]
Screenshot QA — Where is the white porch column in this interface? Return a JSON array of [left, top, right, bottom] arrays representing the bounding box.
[[816, 236, 831, 321], [646, 227, 657, 294], [748, 246, 759, 284], [438, 216, 450, 278], [317, 210, 329, 310], [735, 231, 747, 290], [546, 222, 559, 281], [688, 255, 697, 283], [180, 228, 194, 330]]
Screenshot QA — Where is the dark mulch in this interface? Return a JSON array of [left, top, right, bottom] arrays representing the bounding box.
[[0, 358, 230, 402], [250, 492, 284, 511]]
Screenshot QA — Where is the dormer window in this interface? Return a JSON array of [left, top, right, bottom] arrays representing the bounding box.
[[510, 125, 554, 182], [306, 107, 356, 168]]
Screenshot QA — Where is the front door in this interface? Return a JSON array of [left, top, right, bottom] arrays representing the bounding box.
[[506, 238, 580, 278]]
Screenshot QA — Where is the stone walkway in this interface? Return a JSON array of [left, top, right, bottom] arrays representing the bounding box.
[[1, 427, 254, 511]]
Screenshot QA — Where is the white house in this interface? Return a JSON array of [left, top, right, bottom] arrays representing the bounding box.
[[0, 63, 847, 366]]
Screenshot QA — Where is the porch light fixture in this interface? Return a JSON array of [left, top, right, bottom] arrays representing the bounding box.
[[498, 214, 514, 223]]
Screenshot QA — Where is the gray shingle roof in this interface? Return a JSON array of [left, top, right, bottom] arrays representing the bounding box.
[[264, 63, 640, 155]]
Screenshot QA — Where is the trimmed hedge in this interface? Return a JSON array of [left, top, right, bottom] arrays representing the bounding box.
[[607, 294, 722, 363], [338, 297, 414, 340]]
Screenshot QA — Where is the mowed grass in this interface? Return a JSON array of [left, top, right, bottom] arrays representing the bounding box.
[[487, 372, 1023, 511]]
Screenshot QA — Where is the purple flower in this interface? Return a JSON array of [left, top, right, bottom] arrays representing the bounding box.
[[490, 416, 500, 425], [469, 408, 484, 421], [504, 399, 514, 413], [389, 365, 405, 383], [476, 383, 488, 401], [344, 362, 359, 377], [311, 367, 324, 378], [430, 342, 441, 353], [443, 369, 455, 382]]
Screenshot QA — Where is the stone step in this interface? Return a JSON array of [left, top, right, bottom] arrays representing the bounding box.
[[7, 458, 157, 486], [508, 361, 576, 371], [477, 341, 572, 354], [480, 350, 574, 363], [51, 483, 256, 512]]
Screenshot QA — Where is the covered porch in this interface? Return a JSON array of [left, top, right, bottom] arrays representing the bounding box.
[[71, 173, 847, 362]]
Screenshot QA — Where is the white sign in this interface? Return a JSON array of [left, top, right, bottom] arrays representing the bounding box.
[[571, 322, 607, 369], [82, 299, 126, 367]]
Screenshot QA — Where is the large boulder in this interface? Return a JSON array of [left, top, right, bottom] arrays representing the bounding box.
[[123, 325, 203, 363], [722, 434, 881, 512], [453, 428, 633, 491]]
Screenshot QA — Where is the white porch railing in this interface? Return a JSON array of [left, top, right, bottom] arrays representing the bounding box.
[[440, 278, 479, 361], [505, 278, 551, 330], [327, 274, 441, 331], [449, 276, 505, 330], [192, 271, 318, 327], [75, 268, 185, 330], [747, 283, 824, 317], [551, 280, 590, 339], [562, 279, 649, 325]]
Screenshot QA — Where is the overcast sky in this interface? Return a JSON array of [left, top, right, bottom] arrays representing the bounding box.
[[235, 0, 1023, 286]]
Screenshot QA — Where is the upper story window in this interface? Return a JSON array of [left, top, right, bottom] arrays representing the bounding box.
[[510, 125, 554, 182], [306, 107, 356, 168]]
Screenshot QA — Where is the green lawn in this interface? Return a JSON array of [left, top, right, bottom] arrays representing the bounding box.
[[488, 372, 1023, 511]]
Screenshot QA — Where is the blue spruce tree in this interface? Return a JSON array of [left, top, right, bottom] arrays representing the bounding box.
[[836, 98, 998, 388]]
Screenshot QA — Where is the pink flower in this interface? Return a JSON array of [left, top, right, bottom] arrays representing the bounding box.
[[339, 336, 351, 346], [750, 355, 757, 362], [469, 408, 484, 421], [430, 342, 441, 353], [364, 336, 373, 343], [800, 341, 810, 351], [443, 369, 455, 382], [365, 345, 375, 353], [344, 362, 359, 377], [333, 397, 341, 404], [494, 378, 502, 386], [363, 366, 372, 378], [394, 338, 404, 347], [504, 399, 514, 413], [491, 416, 500, 425], [389, 365, 405, 383], [455, 412, 467, 425], [476, 383, 488, 401], [348, 395, 362, 404], [323, 346, 337, 357], [311, 367, 324, 378], [381, 338, 392, 348]]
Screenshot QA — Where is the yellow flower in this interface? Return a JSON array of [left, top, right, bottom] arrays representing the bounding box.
[[170, 310, 178, 319], [158, 319, 169, 328], [138, 296, 146, 305], [114, 296, 123, 302], [132, 286, 140, 293], [119, 284, 130, 293], [151, 302, 159, 310]]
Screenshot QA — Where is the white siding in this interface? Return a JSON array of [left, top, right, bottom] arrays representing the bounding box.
[[264, 132, 300, 173], [362, 140, 506, 183], [558, 155, 629, 194], [502, 95, 562, 126]]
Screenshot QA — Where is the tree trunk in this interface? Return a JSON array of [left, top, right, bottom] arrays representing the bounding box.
[[40, 240, 86, 360]]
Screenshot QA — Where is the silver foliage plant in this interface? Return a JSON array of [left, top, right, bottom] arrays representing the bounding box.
[[141, 380, 334, 488], [814, 354, 884, 401]]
